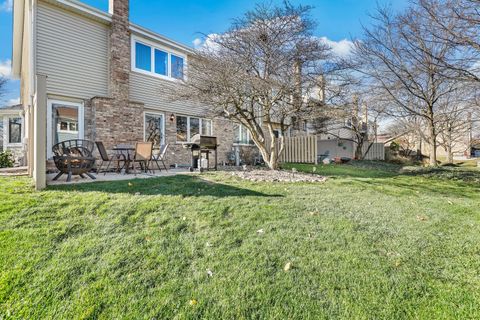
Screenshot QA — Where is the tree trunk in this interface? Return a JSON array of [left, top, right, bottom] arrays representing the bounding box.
[[251, 136, 279, 170], [355, 142, 364, 160], [427, 118, 437, 166], [446, 145, 453, 164], [446, 127, 453, 164]]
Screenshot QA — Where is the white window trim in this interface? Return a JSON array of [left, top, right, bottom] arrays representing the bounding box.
[[234, 124, 255, 146], [143, 111, 165, 146], [4, 116, 23, 147], [47, 99, 84, 159], [176, 115, 213, 144], [131, 35, 187, 82]]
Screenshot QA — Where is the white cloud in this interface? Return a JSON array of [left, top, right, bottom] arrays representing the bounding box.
[[192, 38, 203, 49], [319, 37, 354, 57], [192, 34, 222, 52], [193, 34, 354, 58], [0, 0, 12, 12], [6, 97, 20, 106], [0, 59, 12, 78]]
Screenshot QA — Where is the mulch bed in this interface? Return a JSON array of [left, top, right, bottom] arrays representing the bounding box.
[[229, 169, 327, 183]]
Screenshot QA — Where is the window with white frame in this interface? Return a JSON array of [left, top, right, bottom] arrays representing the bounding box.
[[176, 116, 213, 143], [144, 112, 165, 147], [234, 123, 254, 145], [133, 37, 186, 81], [8, 117, 22, 144]]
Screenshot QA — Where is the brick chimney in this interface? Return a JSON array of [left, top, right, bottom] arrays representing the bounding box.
[[109, 0, 130, 103], [91, 0, 143, 148]]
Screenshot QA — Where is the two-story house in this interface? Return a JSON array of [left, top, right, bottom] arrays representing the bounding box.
[[12, 0, 256, 188]]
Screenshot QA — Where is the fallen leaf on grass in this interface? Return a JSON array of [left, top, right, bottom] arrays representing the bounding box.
[[284, 262, 292, 272], [257, 229, 264, 234], [189, 299, 198, 306], [416, 215, 428, 221], [207, 269, 213, 277]]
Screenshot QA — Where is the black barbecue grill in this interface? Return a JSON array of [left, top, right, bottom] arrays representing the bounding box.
[[190, 135, 218, 170]]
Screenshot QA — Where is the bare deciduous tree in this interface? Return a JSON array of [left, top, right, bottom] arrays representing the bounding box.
[[418, 0, 480, 84], [0, 76, 7, 100], [351, 6, 461, 166], [175, 2, 331, 169]]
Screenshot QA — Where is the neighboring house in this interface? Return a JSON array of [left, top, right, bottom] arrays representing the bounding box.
[[12, 0, 256, 187], [0, 104, 25, 165]]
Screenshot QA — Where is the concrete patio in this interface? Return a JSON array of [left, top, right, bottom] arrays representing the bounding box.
[[47, 168, 193, 185]]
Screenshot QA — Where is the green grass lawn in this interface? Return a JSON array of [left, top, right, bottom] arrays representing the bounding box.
[[1, 163, 480, 319]]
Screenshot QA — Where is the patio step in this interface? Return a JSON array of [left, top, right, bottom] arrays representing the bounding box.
[[0, 166, 29, 176]]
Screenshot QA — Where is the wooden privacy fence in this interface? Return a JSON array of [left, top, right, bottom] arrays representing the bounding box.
[[277, 136, 385, 163], [278, 135, 318, 164], [362, 143, 385, 160]]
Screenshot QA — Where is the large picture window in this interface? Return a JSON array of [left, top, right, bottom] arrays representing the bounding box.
[[144, 113, 165, 147], [133, 37, 186, 80], [8, 117, 22, 144], [176, 116, 213, 143]]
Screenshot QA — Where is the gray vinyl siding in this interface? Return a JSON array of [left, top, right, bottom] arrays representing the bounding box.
[[130, 71, 208, 117], [36, 1, 109, 99]]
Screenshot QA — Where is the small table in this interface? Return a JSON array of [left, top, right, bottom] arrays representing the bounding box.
[[113, 145, 135, 174]]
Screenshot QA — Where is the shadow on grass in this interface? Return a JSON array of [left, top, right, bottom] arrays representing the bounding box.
[[282, 162, 401, 179], [47, 174, 282, 198], [353, 177, 480, 199], [402, 166, 480, 182]]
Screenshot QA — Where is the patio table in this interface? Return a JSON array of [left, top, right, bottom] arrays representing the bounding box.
[[112, 145, 135, 174], [112, 145, 160, 174]]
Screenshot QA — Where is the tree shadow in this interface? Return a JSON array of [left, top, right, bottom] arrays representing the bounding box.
[[47, 174, 282, 198], [350, 175, 480, 199], [401, 166, 480, 182]]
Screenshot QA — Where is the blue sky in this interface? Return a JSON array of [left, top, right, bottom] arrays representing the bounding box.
[[0, 0, 409, 106]]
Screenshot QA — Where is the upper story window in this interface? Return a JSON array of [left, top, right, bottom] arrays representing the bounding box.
[[132, 37, 186, 81], [154, 49, 168, 76], [171, 55, 184, 80], [135, 42, 152, 71]]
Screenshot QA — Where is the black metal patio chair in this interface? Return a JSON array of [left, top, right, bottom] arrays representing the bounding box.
[[95, 141, 125, 175]]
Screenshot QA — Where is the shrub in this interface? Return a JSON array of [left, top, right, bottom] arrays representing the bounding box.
[[0, 150, 14, 168]]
